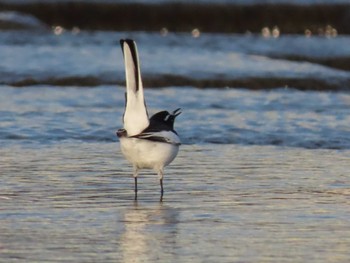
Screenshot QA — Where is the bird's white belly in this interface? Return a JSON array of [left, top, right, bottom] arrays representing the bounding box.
[[119, 137, 179, 170]]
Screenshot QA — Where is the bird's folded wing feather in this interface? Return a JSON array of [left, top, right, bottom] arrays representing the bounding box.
[[131, 131, 181, 145], [120, 39, 149, 136]]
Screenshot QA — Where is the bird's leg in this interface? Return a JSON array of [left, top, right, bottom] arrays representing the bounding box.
[[160, 178, 163, 194], [158, 169, 164, 201], [159, 179, 164, 202], [133, 168, 138, 200], [134, 177, 138, 200]]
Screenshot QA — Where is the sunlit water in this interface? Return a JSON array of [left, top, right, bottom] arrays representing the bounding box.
[[1, 85, 350, 262], [1, 143, 349, 262]]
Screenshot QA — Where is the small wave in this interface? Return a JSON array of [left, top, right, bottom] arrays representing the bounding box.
[[264, 54, 350, 72], [0, 133, 116, 144], [0, 11, 47, 30], [6, 76, 112, 87], [1, 122, 349, 150], [1, 78, 349, 150], [3, 74, 350, 91], [178, 130, 350, 149], [1, 132, 349, 150], [207, 137, 350, 150]]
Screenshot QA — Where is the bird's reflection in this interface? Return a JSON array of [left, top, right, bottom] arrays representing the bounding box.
[[119, 202, 179, 263]]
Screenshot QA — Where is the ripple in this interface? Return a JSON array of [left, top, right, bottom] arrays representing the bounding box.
[[2, 143, 349, 262]]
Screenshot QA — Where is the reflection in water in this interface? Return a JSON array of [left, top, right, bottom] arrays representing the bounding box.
[[119, 202, 179, 263], [1, 141, 350, 262]]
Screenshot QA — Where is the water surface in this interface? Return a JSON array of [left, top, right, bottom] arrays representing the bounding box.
[[1, 142, 349, 262], [1, 3, 350, 260], [1, 85, 350, 262]]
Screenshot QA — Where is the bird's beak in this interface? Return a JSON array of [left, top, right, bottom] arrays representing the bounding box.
[[172, 108, 182, 117]]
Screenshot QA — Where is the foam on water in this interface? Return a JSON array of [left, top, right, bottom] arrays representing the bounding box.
[[0, 31, 350, 89]]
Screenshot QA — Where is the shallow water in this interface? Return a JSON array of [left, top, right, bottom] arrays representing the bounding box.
[[1, 85, 350, 149], [1, 142, 350, 262], [1, 85, 350, 262]]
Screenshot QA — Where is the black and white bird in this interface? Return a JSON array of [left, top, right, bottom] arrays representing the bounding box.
[[117, 39, 181, 200]]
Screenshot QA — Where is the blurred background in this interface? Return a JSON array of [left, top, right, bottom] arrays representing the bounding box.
[[1, 0, 350, 90]]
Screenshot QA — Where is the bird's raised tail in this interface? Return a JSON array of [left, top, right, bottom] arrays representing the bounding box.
[[120, 39, 149, 136]]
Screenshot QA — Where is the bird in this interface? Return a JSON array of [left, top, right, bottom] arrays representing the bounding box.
[[117, 39, 181, 200]]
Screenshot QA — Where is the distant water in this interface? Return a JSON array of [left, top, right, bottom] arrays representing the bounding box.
[[1, 1, 350, 261], [0, 31, 350, 90]]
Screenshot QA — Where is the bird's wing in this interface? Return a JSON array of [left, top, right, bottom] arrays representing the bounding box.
[[120, 39, 149, 136], [131, 131, 181, 146]]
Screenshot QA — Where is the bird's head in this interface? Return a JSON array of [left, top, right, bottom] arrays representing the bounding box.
[[150, 108, 181, 129]]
